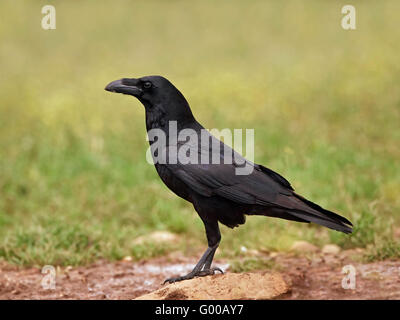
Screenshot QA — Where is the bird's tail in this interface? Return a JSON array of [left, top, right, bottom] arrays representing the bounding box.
[[286, 192, 353, 234]]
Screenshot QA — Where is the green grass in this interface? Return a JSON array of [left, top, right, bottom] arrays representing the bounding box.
[[365, 241, 400, 262], [229, 257, 280, 273], [0, 0, 400, 267]]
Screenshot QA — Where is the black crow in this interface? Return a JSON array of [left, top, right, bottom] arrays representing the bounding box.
[[105, 75, 353, 283]]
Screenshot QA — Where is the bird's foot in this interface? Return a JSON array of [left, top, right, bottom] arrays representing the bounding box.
[[163, 267, 224, 284]]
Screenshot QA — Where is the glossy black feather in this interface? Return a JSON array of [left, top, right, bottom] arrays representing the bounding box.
[[107, 75, 353, 236]]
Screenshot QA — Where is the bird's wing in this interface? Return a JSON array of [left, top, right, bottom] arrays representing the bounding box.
[[163, 132, 294, 207], [162, 130, 352, 233], [169, 146, 353, 233], [172, 161, 291, 205]]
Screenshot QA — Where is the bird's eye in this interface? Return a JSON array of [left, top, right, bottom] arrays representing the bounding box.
[[143, 82, 152, 89]]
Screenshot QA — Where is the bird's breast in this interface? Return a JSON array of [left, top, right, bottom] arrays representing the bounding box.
[[154, 163, 193, 203]]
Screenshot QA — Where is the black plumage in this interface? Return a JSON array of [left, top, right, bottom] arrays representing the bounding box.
[[105, 75, 353, 283]]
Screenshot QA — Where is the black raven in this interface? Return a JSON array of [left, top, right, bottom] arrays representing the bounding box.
[[105, 75, 353, 283]]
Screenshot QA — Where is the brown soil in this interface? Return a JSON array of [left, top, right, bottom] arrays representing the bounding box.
[[1, 250, 399, 300], [135, 272, 290, 300]]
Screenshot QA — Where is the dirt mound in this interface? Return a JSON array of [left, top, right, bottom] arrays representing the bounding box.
[[135, 272, 289, 300]]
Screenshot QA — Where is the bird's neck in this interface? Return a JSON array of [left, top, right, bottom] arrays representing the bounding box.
[[145, 106, 167, 131], [145, 106, 196, 132]]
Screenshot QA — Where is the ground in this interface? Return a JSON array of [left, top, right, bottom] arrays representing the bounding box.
[[1, 250, 399, 300]]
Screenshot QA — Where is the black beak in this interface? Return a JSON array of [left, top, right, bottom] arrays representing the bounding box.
[[105, 78, 143, 97]]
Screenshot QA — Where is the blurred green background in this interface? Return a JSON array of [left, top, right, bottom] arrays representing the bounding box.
[[0, 0, 399, 266]]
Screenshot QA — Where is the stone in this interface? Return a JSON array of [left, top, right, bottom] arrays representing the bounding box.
[[122, 256, 133, 262], [135, 272, 290, 300], [322, 244, 341, 255], [290, 241, 319, 253], [133, 231, 179, 245]]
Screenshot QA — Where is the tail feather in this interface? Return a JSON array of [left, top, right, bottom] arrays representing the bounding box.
[[290, 192, 353, 234], [289, 209, 353, 234], [270, 192, 353, 234]]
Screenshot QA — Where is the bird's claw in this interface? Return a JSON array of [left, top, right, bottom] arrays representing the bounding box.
[[163, 275, 191, 284], [163, 267, 224, 284], [198, 267, 224, 276]]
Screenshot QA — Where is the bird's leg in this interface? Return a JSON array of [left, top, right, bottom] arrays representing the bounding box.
[[195, 243, 223, 277], [202, 246, 218, 270], [164, 220, 223, 284]]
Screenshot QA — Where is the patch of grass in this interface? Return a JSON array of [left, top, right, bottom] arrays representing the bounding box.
[[364, 241, 400, 262], [229, 257, 280, 273], [329, 210, 378, 249], [130, 243, 175, 261], [0, 223, 102, 266]]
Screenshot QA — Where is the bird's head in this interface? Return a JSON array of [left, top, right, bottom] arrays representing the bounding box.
[[105, 75, 194, 124]]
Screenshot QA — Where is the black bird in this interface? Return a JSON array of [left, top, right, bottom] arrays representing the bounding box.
[[105, 75, 353, 283]]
